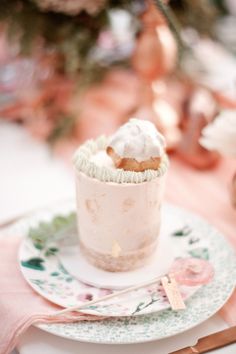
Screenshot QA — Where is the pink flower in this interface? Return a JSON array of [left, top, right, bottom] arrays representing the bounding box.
[[77, 293, 93, 302]]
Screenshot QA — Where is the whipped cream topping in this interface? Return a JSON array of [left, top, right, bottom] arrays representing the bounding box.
[[200, 109, 236, 157], [90, 150, 115, 169], [108, 118, 166, 162], [73, 136, 169, 184]]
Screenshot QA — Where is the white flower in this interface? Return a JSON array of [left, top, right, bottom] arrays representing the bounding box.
[[200, 109, 236, 157]]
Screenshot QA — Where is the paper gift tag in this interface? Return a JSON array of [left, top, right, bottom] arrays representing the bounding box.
[[161, 274, 186, 311]]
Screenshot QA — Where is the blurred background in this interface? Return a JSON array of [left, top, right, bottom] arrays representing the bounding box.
[[0, 0, 235, 223]]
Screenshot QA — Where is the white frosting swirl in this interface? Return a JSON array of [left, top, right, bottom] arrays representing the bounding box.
[[200, 109, 236, 157], [108, 118, 166, 162]]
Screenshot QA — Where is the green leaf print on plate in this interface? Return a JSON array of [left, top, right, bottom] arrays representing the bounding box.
[[189, 236, 200, 244], [132, 292, 163, 315], [28, 212, 76, 250], [172, 225, 192, 237], [45, 247, 59, 257], [189, 247, 209, 260], [50, 271, 60, 276], [21, 257, 45, 271]]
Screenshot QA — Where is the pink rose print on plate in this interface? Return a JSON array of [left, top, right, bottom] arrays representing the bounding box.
[[170, 257, 214, 286], [77, 293, 93, 302]]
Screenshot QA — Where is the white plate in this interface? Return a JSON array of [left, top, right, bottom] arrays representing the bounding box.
[[9, 201, 236, 343], [18, 203, 203, 317], [60, 226, 175, 290]]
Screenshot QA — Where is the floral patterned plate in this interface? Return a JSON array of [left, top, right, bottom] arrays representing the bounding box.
[[10, 201, 236, 343], [17, 202, 206, 317]]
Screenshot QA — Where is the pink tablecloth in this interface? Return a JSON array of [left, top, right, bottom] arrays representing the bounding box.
[[166, 155, 236, 325]]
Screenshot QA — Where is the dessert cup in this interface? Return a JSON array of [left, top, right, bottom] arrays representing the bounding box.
[[73, 136, 168, 272]]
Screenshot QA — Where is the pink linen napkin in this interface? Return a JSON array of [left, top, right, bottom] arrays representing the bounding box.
[[0, 236, 103, 354]]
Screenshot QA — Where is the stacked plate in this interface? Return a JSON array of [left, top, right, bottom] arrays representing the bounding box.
[[9, 201, 236, 344]]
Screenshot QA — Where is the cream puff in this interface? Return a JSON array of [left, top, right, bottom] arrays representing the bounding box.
[[107, 118, 166, 172]]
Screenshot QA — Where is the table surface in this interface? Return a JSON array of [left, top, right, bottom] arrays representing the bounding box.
[[1, 121, 235, 354]]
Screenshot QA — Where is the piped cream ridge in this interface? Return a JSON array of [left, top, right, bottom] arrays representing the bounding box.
[[73, 135, 169, 184]]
